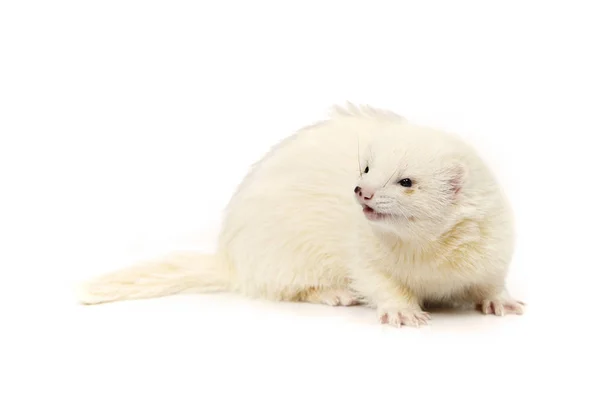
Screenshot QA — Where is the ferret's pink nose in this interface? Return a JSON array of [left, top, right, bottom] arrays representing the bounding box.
[[354, 186, 374, 201]]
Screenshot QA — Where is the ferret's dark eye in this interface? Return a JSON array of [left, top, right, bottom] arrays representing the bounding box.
[[364, 166, 369, 173], [399, 178, 412, 187]]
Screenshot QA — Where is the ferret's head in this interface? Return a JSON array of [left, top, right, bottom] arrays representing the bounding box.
[[354, 127, 469, 242]]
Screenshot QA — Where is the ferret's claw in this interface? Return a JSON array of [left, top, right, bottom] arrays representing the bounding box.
[[378, 308, 431, 328]]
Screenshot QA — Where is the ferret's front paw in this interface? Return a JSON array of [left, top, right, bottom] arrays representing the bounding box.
[[378, 307, 431, 327], [479, 298, 525, 316]]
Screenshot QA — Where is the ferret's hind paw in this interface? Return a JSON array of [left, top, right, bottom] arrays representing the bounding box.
[[378, 308, 431, 328], [480, 298, 525, 316], [302, 287, 361, 307], [319, 289, 361, 306]]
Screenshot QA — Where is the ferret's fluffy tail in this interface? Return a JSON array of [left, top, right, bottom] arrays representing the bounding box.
[[77, 252, 230, 305]]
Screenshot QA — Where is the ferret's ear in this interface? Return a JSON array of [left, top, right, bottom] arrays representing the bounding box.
[[443, 162, 468, 197]]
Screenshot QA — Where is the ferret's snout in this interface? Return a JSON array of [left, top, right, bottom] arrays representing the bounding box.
[[354, 186, 374, 201]]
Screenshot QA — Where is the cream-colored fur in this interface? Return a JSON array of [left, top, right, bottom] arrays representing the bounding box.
[[78, 103, 524, 327]]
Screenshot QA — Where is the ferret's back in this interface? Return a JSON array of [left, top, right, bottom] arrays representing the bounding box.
[[216, 116, 375, 298]]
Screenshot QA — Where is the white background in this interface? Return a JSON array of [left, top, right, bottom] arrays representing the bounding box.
[[1, 1, 599, 399]]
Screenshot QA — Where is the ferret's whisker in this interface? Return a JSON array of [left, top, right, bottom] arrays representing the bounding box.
[[384, 163, 403, 187], [394, 206, 410, 221]]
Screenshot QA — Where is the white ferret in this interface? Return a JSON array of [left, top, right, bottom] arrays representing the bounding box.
[[78, 103, 524, 327]]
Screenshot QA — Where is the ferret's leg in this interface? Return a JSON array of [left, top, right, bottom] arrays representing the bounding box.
[[467, 284, 525, 316], [350, 267, 430, 327], [297, 287, 361, 306]]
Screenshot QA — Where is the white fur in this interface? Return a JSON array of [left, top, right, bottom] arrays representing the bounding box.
[[78, 103, 523, 327], [77, 253, 228, 305]]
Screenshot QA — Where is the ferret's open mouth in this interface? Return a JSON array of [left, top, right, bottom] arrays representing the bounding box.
[[362, 205, 390, 221]]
